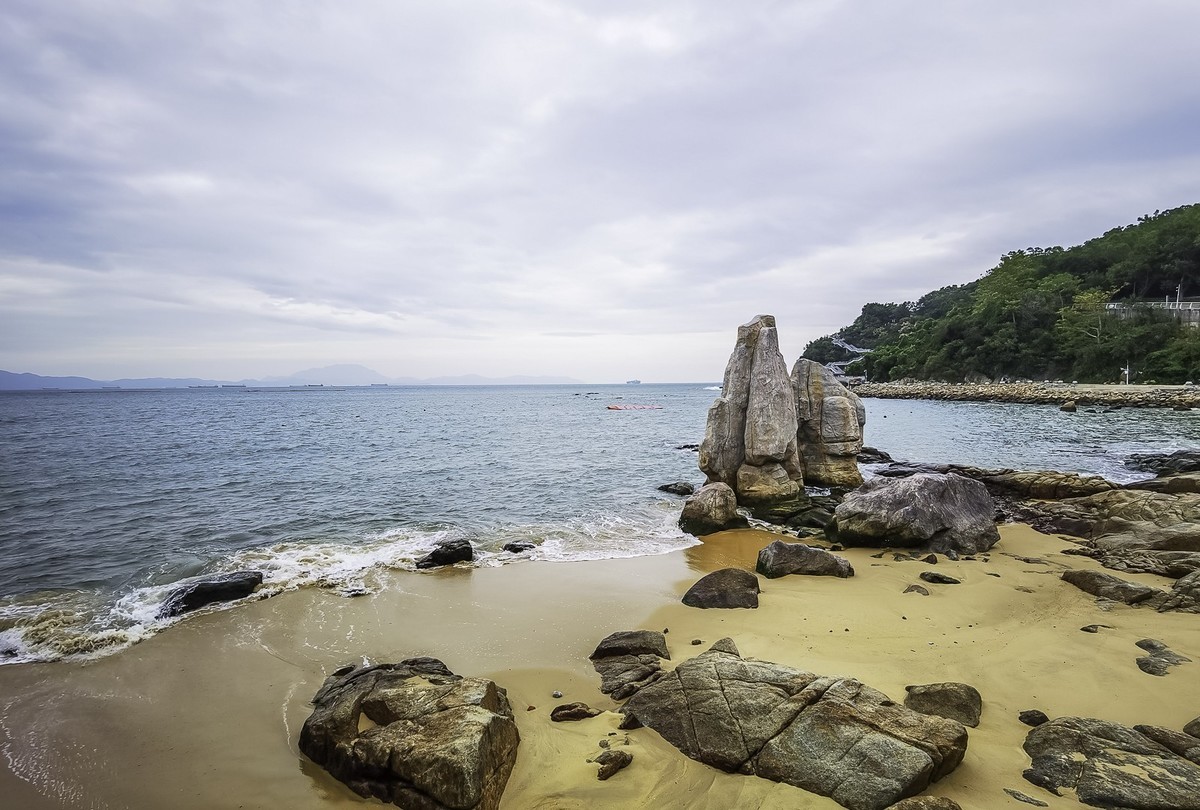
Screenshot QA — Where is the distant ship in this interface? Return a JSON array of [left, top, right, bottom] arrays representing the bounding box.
[[188, 385, 218, 389], [221, 384, 246, 388], [626, 379, 642, 385]]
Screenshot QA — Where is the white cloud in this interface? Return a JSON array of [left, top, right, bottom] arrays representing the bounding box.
[[2, 0, 1199, 381]]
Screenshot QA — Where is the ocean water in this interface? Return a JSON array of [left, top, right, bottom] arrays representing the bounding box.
[[2, 384, 1198, 664]]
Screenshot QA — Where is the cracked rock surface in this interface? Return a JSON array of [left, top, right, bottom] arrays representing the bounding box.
[[299, 657, 519, 810], [1022, 716, 1200, 809], [619, 640, 967, 810]]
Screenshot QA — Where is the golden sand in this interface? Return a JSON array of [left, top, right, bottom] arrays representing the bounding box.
[[0, 525, 1197, 809]]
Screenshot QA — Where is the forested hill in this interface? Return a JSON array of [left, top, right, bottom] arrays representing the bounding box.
[[804, 204, 1200, 384]]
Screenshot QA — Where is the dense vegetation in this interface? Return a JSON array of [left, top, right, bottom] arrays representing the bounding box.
[[804, 204, 1200, 383]]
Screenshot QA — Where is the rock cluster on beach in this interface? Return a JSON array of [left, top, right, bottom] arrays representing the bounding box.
[[692, 315, 866, 529]]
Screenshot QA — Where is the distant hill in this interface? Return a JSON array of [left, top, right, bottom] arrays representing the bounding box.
[[0, 366, 584, 390], [804, 204, 1200, 384]]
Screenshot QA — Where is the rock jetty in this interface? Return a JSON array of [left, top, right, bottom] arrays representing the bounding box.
[[849, 381, 1200, 409]]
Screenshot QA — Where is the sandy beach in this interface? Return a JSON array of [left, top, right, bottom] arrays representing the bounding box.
[[1, 524, 1197, 810]]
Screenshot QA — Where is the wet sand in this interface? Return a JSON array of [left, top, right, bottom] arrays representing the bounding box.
[[1, 525, 1198, 809]]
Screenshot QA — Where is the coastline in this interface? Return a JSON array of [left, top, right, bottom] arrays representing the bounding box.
[[2, 525, 1197, 809], [849, 380, 1200, 408]]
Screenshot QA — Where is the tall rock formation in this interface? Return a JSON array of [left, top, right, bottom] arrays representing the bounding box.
[[792, 358, 866, 488], [699, 315, 804, 509]]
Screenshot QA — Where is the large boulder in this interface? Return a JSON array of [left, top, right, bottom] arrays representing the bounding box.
[[158, 571, 264, 618], [698, 315, 804, 511], [1023, 716, 1200, 809], [620, 641, 968, 810], [756, 540, 854, 579], [831, 473, 1000, 555], [792, 358, 866, 488], [299, 658, 519, 810], [681, 568, 761, 609], [678, 483, 750, 536]]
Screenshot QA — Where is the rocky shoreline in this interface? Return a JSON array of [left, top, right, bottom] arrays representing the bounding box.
[[848, 381, 1200, 409]]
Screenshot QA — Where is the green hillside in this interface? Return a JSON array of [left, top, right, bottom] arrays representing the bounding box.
[[805, 204, 1200, 383]]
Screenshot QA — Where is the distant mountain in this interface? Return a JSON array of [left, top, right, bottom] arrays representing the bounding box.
[[0, 366, 584, 390]]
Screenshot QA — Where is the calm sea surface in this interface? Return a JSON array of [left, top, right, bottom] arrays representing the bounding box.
[[2, 383, 1198, 663]]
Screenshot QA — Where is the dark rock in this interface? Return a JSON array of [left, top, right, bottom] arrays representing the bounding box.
[[158, 571, 264, 618], [755, 540, 854, 579], [594, 749, 632, 780], [922, 554, 937, 564], [1079, 624, 1113, 633], [502, 541, 535, 554], [589, 631, 668, 700], [1019, 710, 1050, 727], [903, 683, 982, 728], [884, 798, 962, 810], [416, 538, 474, 569], [681, 568, 760, 609], [1023, 716, 1200, 809], [658, 481, 695, 496], [904, 584, 930, 596], [786, 506, 835, 529], [1059, 400, 1077, 413], [588, 630, 670, 661], [620, 641, 967, 810], [919, 572, 961, 585], [1159, 569, 1200, 613], [676, 443, 700, 451], [832, 473, 1000, 555], [298, 658, 519, 810], [550, 703, 602, 722], [1060, 569, 1161, 605], [1126, 472, 1200, 494], [857, 446, 894, 464], [1126, 449, 1200, 476], [1186, 716, 1200, 738], [1135, 638, 1192, 676], [1132, 724, 1200, 764], [1005, 788, 1048, 806], [678, 483, 750, 536]]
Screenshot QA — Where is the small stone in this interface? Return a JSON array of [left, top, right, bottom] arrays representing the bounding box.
[[552, 690, 563, 698], [595, 749, 633, 780], [1079, 624, 1113, 633], [904, 584, 930, 596], [598, 739, 609, 749], [1004, 787, 1049, 806], [919, 571, 961, 585], [922, 554, 938, 564], [691, 639, 703, 645], [550, 702, 602, 722], [1019, 709, 1050, 727]]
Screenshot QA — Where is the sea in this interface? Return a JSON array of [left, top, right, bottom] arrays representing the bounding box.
[[2, 382, 1199, 665]]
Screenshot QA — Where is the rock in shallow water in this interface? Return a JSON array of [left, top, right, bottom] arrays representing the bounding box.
[[158, 570, 264, 618], [619, 640, 967, 810], [416, 538, 474, 569], [678, 482, 750, 536], [298, 658, 519, 810]]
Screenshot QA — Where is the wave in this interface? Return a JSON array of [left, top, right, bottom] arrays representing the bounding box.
[[0, 504, 696, 666]]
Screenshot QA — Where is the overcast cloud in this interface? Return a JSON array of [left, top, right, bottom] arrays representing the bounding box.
[[3, 1, 1199, 382]]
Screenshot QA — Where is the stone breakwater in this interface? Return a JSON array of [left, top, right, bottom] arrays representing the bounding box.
[[848, 381, 1200, 409]]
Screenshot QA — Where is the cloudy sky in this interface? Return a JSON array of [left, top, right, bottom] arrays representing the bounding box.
[[3, 1, 1199, 383]]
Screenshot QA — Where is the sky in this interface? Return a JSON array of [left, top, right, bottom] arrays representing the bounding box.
[[3, 1, 1200, 384]]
